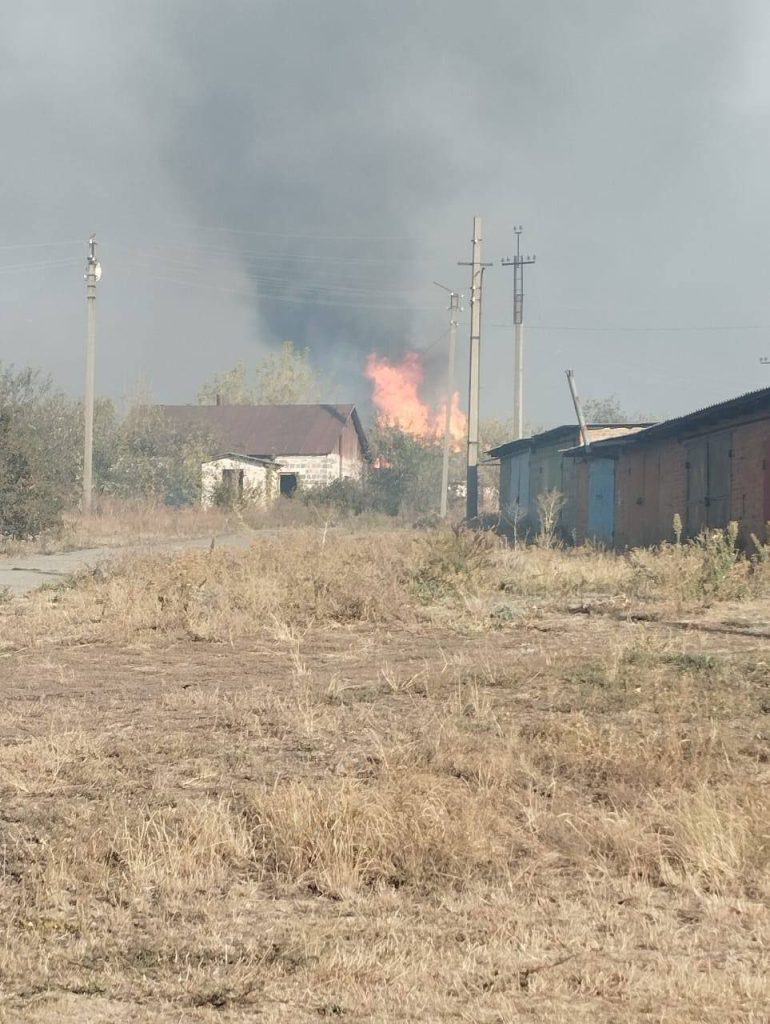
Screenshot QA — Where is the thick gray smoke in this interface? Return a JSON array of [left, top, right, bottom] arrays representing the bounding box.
[[2, 1, 769, 422]]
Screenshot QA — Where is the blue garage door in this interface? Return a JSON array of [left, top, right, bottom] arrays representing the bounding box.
[[588, 459, 615, 545]]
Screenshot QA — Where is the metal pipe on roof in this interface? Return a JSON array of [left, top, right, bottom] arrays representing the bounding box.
[[566, 370, 591, 450]]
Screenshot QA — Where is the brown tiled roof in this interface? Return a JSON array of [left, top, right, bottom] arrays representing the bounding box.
[[156, 404, 366, 458]]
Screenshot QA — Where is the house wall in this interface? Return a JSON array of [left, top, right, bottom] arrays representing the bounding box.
[[499, 452, 530, 521], [274, 419, 365, 490], [499, 459, 512, 513], [275, 453, 340, 489], [338, 416, 366, 479], [612, 439, 689, 548], [527, 443, 568, 523], [573, 460, 590, 541], [560, 457, 580, 538], [614, 442, 680, 547], [201, 458, 275, 508]]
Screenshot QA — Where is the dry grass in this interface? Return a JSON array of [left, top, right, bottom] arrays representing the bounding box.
[[0, 526, 768, 1021], [0, 498, 236, 556]]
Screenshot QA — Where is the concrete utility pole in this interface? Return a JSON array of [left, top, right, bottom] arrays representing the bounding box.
[[459, 217, 491, 521], [83, 235, 101, 514], [434, 283, 463, 518], [566, 369, 590, 449], [501, 227, 536, 440]]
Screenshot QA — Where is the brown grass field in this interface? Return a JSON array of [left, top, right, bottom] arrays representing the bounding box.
[[0, 524, 768, 1022]]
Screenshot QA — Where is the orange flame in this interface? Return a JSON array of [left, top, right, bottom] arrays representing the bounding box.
[[365, 352, 467, 447]]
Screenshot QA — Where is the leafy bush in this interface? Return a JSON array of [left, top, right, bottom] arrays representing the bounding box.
[[0, 409, 67, 537], [366, 423, 461, 518], [411, 528, 497, 602], [102, 405, 214, 506], [0, 365, 82, 538], [302, 477, 370, 516]]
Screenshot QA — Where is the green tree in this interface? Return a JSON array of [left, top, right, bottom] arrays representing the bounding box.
[[197, 341, 320, 405], [103, 404, 215, 505], [0, 365, 80, 536], [366, 423, 448, 518], [581, 395, 628, 424], [254, 341, 320, 404], [197, 363, 254, 405], [581, 396, 657, 425], [480, 417, 515, 452]]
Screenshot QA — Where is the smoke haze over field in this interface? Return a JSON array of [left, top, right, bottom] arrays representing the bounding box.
[[3, 1, 770, 425]]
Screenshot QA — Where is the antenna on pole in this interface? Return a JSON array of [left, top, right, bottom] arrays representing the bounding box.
[[502, 227, 536, 440]]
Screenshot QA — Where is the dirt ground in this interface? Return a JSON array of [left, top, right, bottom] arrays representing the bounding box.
[[0, 534, 768, 1022]]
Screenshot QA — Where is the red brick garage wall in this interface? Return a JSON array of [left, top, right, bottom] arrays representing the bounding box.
[[614, 439, 686, 548], [616, 418, 770, 547], [731, 419, 770, 543], [656, 439, 687, 541], [597, 415, 770, 549]]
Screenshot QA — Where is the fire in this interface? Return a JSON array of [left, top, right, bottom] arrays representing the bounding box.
[[364, 352, 467, 447]]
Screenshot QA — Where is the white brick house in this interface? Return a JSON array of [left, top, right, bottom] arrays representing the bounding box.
[[158, 403, 369, 501]]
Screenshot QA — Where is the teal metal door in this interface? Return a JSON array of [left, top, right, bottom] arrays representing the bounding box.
[[588, 459, 615, 544]]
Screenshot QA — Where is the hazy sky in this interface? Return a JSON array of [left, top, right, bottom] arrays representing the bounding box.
[[2, 0, 770, 427]]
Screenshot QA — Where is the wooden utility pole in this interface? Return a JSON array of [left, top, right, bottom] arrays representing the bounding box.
[[83, 235, 100, 513], [434, 283, 462, 518], [502, 228, 535, 439]]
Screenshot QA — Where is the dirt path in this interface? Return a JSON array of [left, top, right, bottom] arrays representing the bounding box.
[[0, 531, 254, 595]]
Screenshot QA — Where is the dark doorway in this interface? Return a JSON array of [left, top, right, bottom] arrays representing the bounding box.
[[280, 473, 298, 497], [221, 468, 245, 502]]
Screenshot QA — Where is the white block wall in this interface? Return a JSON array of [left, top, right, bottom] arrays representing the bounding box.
[[201, 458, 275, 508], [275, 453, 363, 490]]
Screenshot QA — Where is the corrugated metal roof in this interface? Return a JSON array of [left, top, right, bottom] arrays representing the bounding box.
[[157, 404, 367, 457], [204, 452, 280, 467], [566, 385, 770, 456], [488, 423, 651, 459]]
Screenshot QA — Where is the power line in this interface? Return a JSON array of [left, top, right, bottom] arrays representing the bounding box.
[[107, 238, 436, 267], [477, 321, 770, 333], [0, 257, 82, 274], [162, 221, 418, 242], [111, 249, 434, 298], [119, 262, 441, 312], [0, 240, 83, 251]]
